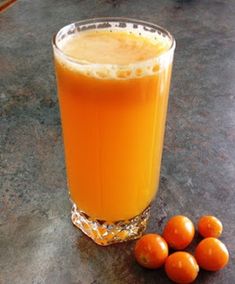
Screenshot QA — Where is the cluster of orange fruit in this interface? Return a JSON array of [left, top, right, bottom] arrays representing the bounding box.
[[134, 215, 229, 283]]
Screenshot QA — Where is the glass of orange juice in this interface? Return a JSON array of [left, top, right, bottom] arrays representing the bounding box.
[[52, 18, 175, 245]]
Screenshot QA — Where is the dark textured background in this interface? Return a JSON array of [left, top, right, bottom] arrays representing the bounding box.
[[0, 0, 235, 283]]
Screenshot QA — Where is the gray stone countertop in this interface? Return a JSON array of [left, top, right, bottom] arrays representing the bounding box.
[[0, 0, 235, 283]]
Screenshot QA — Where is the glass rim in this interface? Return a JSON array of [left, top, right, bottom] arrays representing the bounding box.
[[52, 17, 176, 67]]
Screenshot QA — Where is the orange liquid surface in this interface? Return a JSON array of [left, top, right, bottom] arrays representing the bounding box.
[[55, 30, 173, 221]]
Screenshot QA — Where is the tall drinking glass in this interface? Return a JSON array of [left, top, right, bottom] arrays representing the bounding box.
[[53, 18, 175, 245]]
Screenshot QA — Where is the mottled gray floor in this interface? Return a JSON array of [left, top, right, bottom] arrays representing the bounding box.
[[0, 0, 235, 283]]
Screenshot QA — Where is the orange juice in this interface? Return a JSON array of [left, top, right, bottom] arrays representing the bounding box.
[[54, 27, 173, 221]]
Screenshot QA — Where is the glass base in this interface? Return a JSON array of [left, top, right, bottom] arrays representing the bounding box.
[[71, 204, 150, 246]]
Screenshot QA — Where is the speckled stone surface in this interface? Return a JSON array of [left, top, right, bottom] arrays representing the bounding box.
[[0, 0, 235, 283]]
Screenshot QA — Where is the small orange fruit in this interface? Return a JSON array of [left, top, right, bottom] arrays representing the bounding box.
[[195, 237, 229, 271], [165, 252, 199, 283], [134, 234, 168, 269], [198, 215, 223, 238], [163, 215, 195, 250]]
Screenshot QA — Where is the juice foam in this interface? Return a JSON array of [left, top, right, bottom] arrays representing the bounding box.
[[55, 27, 172, 80]]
